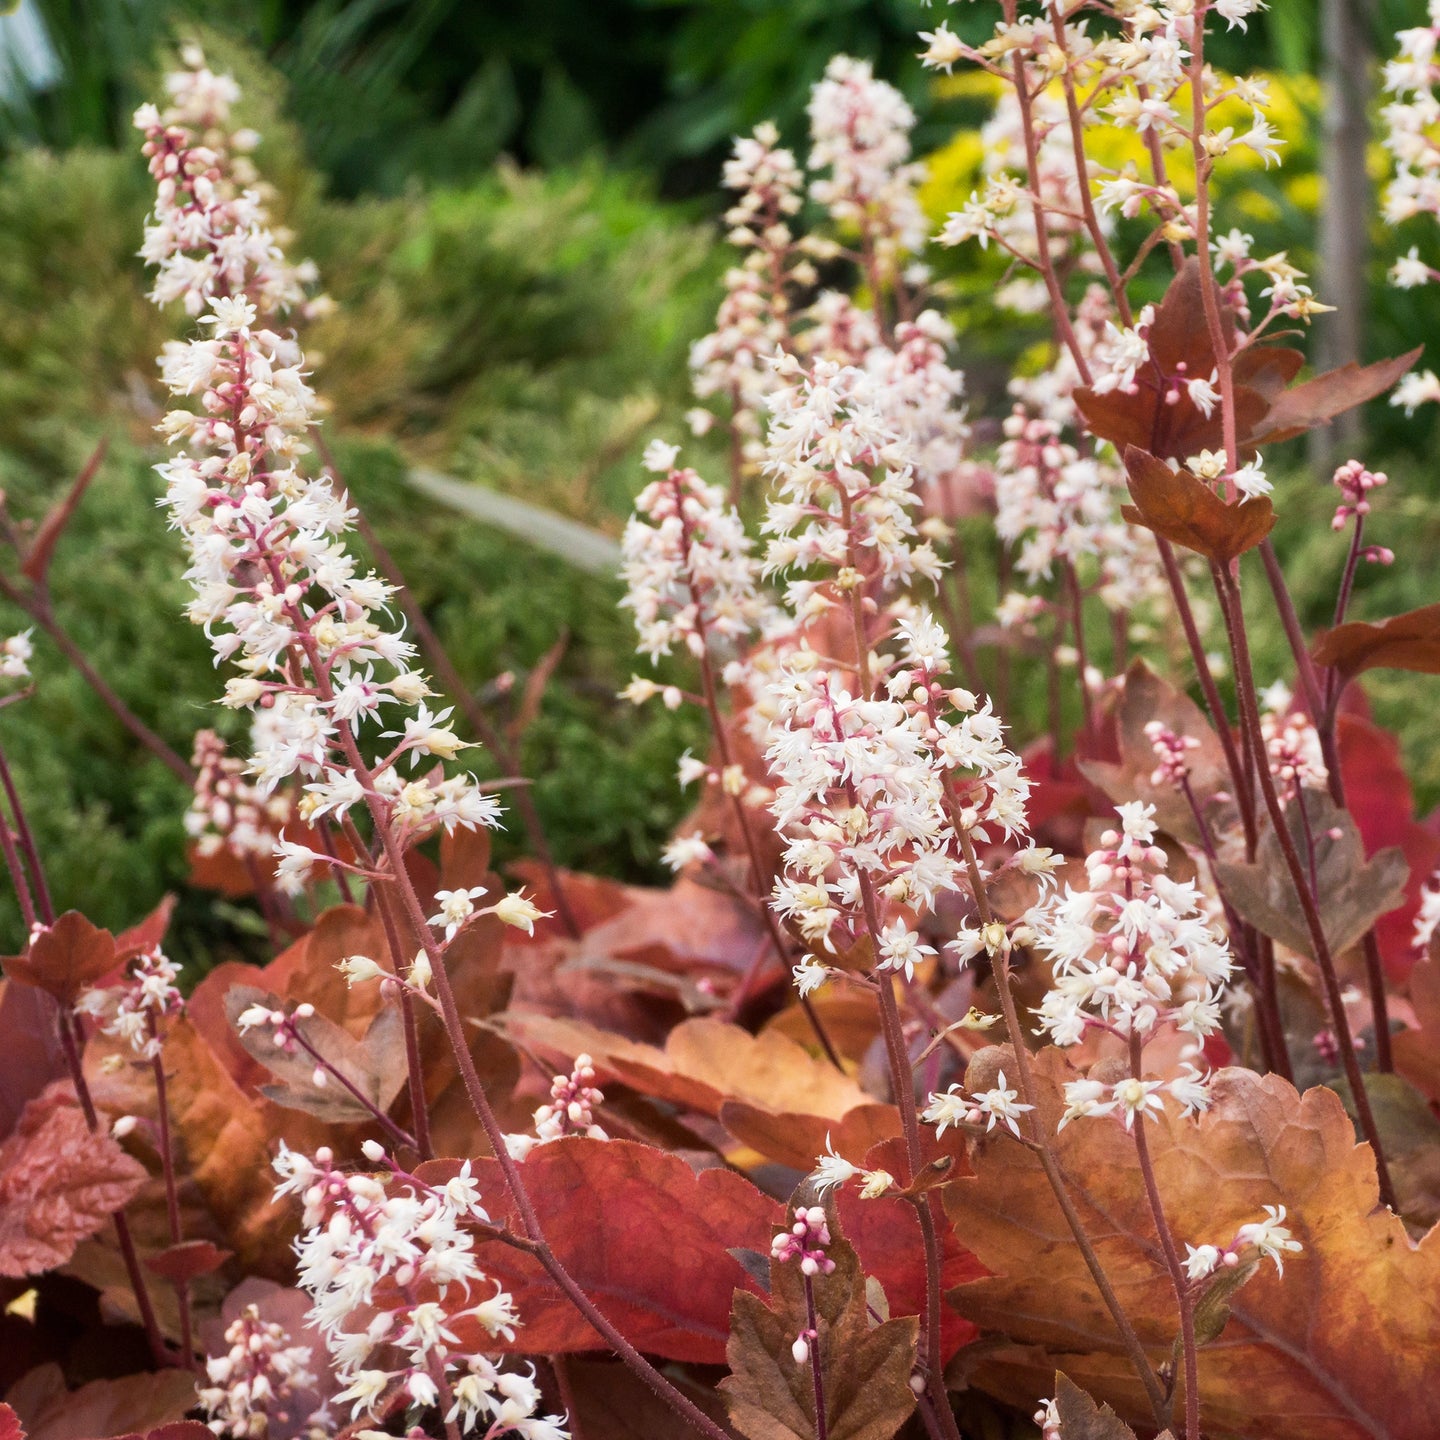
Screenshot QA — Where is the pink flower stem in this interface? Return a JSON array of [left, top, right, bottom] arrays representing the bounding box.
[[367, 873, 435, 1160], [1128, 1035, 1199, 1440], [0, 794, 37, 932]]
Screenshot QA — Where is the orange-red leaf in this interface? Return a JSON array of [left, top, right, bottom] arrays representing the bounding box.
[[1312, 603, 1440, 681], [441, 1137, 780, 1363], [143, 1239, 232, 1285], [944, 1052, 1440, 1440], [1, 912, 117, 1006], [0, 1087, 146, 1278], [1247, 347, 1424, 446], [4, 1366, 198, 1440], [1121, 447, 1275, 563]]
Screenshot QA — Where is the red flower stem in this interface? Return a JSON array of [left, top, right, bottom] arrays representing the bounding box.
[[955, 832, 1170, 1429], [1128, 1035, 1199, 1440], [1064, 561, 1095, 738], [330, 726, 731, 1440], [367, 874, 435, 1159], [804, 1270, 829, 1440], [315, 434, 579, 939], [149, 1033, 195, 1369], [56, 1008, 168, 1365], [0, 741, 54, 923], [1212, 567, 1397, 1210], [0, 578, 194, 786], [0, 797, 37, 931], [1153, 537, 1258, 854]]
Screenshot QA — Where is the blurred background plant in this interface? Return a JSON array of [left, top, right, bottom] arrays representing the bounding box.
[[2, 0, 1439, 960]]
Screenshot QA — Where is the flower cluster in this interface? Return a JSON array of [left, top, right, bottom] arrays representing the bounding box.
[[923, 1070, 1033, 1139], [1257, 685, 1327, 804], [0, 629, 31, 681], [186, 728, 295, 875], [273, 1143, 567, 1437], [764, 618, 1028, 963], [505, 1054, 608, 1162], [139, 60, 512, 878], [1184, 1204, 1304, 1281], [689, 124, 811, 469], [771, 1207, 836, 1368], [135, 46, 327, 321], [620, 446, 764, 661], [76, 946, 184, 1061], [1027, 802, 1231, 1118], [1382, 7, 1440, 243], [761, 356, 943, 594], [198, 1304, 327, 1439], [806, 56, 928, 286]]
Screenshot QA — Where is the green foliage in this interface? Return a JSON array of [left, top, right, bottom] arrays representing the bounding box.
[[0, 69, 718, 954]]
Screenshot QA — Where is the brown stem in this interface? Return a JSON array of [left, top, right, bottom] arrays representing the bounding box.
[[958, 834, 1170, 1428], [58, 1010, 168, 1365], [804, 1270, 829, 1440], [1213, 567, 1397, 1210], [0, 741, 54, 923], [1129, 1034, 1199, 1440], [0, 795, 37, 931]]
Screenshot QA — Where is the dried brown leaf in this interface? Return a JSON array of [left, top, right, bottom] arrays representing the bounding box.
[[223, 985, 407, 1125], [1, 913, 117, 1007], [1247, 348, 1425, 446], [497, 1013, 873, 1121]]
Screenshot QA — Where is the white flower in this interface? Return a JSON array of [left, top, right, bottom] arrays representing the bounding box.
[[813, 1135, 860, 1195], [429, 885, 489, 942], [876, 921, 936, 982], [1236, 1204, 1303, 1275], [921, 1084, 972, 1137], [642, 438, 682, 473], [1112, 1077, 1166, 1130], [1184, 1243, 1222, 1281], [972, 1071, 1033, 1137]]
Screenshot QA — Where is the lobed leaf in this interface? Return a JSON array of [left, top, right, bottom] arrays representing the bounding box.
[[1120, 447, 1275, 564], [721, 1233, 918, 1440], [943, 1051, 1440, 1440], [1312, 603, 1440, 682], [0, 1086, 146, 1279], [1213, 790, 1409, 961]]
